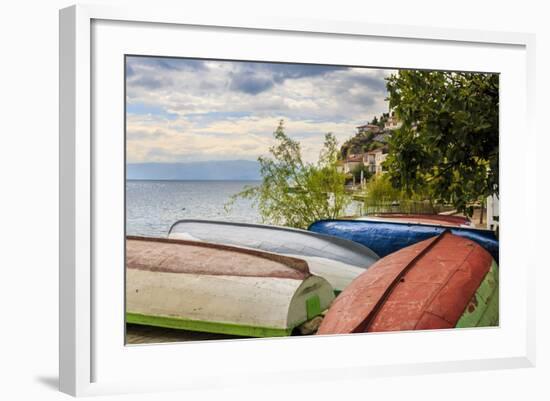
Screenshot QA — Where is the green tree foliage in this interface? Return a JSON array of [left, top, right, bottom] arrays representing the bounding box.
[[384, 70, 499, 216], [363, 174, 401, 204], [226, 121, 350, 229], [362, 174, 437, 215]]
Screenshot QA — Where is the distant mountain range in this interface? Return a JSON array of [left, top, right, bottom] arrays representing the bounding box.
[[126, 160, 261, 181]]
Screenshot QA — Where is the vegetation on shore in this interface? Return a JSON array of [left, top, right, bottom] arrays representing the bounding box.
[[228, 70, 499, 227], [384, 70, 499, 217], [226, 120, 350, 229], [360, 174, 440, 215]]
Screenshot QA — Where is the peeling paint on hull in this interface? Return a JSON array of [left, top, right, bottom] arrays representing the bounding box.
[[455, 260, 499, 328], [317, 232, 498, 335]]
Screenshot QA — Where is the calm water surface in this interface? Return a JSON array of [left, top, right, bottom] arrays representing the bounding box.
[[126, 179, 363, 237], [126, 180, 261, 237]]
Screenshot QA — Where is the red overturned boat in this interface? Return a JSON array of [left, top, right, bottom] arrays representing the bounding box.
[[317, 231, 498, 334]]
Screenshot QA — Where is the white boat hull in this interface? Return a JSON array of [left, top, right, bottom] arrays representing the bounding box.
[[126, 237, 335, 337]]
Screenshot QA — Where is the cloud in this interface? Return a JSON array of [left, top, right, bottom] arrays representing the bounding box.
[[127, 103, 178, 120], [127, 56, 206, 72], [346, 71, 388, 92], [229, 72, 274, 95], [228, 62, 347, 95], [126, 63, 135, 77], [130, 75, 172, 90], [125, 56, 396, 163], [268, 63, 346, 82]]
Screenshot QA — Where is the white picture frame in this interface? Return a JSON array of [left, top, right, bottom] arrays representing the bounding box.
[[59, 4, 536, 397]]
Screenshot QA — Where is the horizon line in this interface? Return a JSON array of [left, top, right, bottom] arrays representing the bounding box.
[[126, 178, 262, 182], [127, 160, 260, 164]]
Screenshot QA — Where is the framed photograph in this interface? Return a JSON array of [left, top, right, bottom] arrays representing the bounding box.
[[59, 4, 536, 396]]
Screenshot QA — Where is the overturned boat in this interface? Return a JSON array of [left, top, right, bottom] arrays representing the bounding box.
[[356, 213, 471, 227], [168, 220, 379, 292], [317, 231, 499, 335], [308, 219, 499, 261], [126, 236, 335, 338]]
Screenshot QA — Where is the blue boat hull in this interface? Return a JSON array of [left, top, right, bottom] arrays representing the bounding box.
[[308, 219, 499, 262]]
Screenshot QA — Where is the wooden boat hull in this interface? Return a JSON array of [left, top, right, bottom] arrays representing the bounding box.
[[126, 237, 335, 337], [317, 232, 498, 335], [308, 219, 499, 261], [168, 220, 379, 292]]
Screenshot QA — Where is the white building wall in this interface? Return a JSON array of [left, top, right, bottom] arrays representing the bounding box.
[[486, 195, 500, 231]]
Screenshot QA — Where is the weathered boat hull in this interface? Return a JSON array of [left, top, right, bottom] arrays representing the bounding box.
[[126, 236, 335, 338], [356, 213, 471, 227], [288, 256, 366, 294], [308, 219, 499, 261], [317, 232, 498, 335], [168, 220, 379, 292]]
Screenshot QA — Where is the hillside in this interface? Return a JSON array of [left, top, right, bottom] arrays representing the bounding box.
[[339, 113, 393, 158], [340, 130, 390, 158]]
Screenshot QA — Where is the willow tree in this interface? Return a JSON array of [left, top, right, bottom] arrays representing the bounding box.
[[384, 70, 499, 216], [226, 120, 350, 229]]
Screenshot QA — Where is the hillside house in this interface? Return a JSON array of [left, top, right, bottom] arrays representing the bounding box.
[[365, 148, 388, 174], [338, 148, 388, 176], [356, 123, 381, 135], [338, 154, 364, 174]]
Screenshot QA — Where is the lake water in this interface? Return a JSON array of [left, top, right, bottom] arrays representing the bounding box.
[[126, 180, 262, 237], [126, 180, 363, 237]]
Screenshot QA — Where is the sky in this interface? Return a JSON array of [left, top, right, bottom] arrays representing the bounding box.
[[126, 56, 395, 164]]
